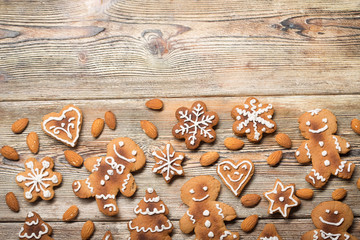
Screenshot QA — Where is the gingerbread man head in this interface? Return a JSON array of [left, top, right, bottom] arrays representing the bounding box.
[[311, 201, 353, 233], [298, 109, 337, 139], [180, 175, 220, 206]]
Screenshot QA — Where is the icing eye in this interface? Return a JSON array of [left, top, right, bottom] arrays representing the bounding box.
[[326, 209, 330, 213], [223, 166, 231, 171], [189, 189, 195, 194], [203, 186, 208, 191], [306, 121, 311, 126], [334, 211, 338, 215], [322, 118, 328, 123]]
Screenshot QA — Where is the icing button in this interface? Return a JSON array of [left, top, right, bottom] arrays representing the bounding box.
[[205, 220, 211, 228], [203, 210, 210, 216], [322, 150, 327, 156], [324, 160, 330, 166], [208, 231, 214, 238]]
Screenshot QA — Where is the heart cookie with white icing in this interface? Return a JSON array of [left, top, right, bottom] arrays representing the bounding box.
[[42, 104, 83, 147], [217, 159, 255, 196]]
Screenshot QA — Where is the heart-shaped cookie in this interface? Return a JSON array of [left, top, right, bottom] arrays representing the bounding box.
[[217, 159, 255, 196], [42, 105, 83, 147]]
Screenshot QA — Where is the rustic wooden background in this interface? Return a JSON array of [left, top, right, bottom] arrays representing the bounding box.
[[0, 0, 360, 239]]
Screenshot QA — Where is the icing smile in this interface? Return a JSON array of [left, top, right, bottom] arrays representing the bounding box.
[[227, 173, 244, 182], [309, 125, 328, 133], [192, 194, 209, 202], [319, 217, 344, 226]]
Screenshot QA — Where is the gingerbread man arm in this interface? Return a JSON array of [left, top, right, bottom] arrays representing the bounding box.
[[179, 211, 195, 234], [119, 173, 137, 197], [84, 157, 102, 172], [296, 141, 312, 164], [332, 136, 351, 154], [344, 233, 359, 240], [214, 202, 237, 221], [301, 230, 318, 240]]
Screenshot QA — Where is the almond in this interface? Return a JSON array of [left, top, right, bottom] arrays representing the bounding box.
[[241, 214, 258, 233], [64, 150, 83, 167], [224, 137, 244, 150], [26, 132, 39, 154], [357, 177, 360, 191], [105, 111, 116, 130], [63, 205, 79, 222], [91, 118, 105, 138], [81, 220, 95, 240], [332, 188, 347, 201], [200, 152, 220, 166], [295, 188, 314, 200], [145, 99, 163, 110], [1, 146, 19, 161], [140, 120, 158, 139], [241, 194, 261, 208], [5, 192, 19, 212], [267, 150, 282, 166], [275, 133, 292, 149], [102, 231, 113, 240], [11, 118, 29, 134], [351, 118, 360, 134]]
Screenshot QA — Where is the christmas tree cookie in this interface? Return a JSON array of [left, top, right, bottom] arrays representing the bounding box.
[[19, 212, 53, 240]]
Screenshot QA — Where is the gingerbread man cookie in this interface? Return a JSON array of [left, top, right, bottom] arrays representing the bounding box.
[[42, 104, 83, 147], [231, 97, 276, 143], [302, 201, 358, 240], [296, 109, 354, 188], [152, 143, 185, 183], [19, 211, 53, 240], [172, 101, 219, 150], [72, 137, 146, 216], [16, 157, 62, 202], [180, 175, 240, 240]]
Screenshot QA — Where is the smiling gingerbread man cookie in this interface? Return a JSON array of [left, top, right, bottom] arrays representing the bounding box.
[[180, 175, 240, 240], [302, 201, 358, 240], [296, 109, 355, 188]]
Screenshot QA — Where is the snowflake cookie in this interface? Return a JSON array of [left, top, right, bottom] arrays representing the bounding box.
[[16, 157, 62, 202], [231, 97, 276, 143], [263, 179, 300, 218], [152, 143, 185, 183], [172, 101, 219, 150], [257, 223, 283, 240], [128, 188, 173, 240], [296, 109, 354, 189], [302, 201, 358, 240], [72, 137, 146, 216], [42, 104, 83, 147], [180, 175, 240, 240], [19, 211, 53, 240]]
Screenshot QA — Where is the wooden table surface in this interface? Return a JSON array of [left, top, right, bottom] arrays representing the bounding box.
[[1, 0, 360, 239]]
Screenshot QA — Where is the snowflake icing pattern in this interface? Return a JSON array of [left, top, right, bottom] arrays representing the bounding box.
[[16, 158, 61, 202], [231, 97, 276, 142], [172, 101, 219, 149], [152, 143, 185, 183]]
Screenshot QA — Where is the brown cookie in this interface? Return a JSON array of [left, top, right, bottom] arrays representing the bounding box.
[[302, 201, 358, 240], [152, 143, 185, 183], [19, 211, 53, 240], [172, 101, 219, 150], [42, 104, 83, 147], [296, 109, 354, 188], [231, 97, 276, 143], [263, 179, 300, 218], [257, 223, 283, 240], [180, 175, 240, 240], [72, 137, 146, 216], [128, 188, 173, 240], [217, 159, 255, 196], [16, 157, 62, 202]]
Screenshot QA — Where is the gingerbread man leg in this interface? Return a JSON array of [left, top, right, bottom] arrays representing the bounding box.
[[95, 189, 119, 216], [306, 168, 330, 188], [336, 161, 355, 179]]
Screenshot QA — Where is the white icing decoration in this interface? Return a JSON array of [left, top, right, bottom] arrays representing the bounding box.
[[73, 181, 81, 192], [333, 136, 342, 152], [244, 104, 249, 109], [174, 103, 216, 145], [128, 219, 172, 233], [296, 151, 300, 157], [121, 173, 131, 192], [260, 238, 279, 240], [268, 115, 272, 119], [119, 141, 124, 147], [335, 161, 347, 176], [189, 189, 195, 194], [107, 170, 114, 175], [309, 125, 328, 134], [144, 196, 160, 203], [220, 231, 232, 240], [305, 143, 311, 159], [313, 230, 319, 240], [187, 210, 196, 224], [104, 175, 110, 181], [245, 129, 251, 133], [344, 234, 350, 240], [91, 158, 102, 172], [105, 156, 125, 174], [319, 141, 324, 147], [217, 160, 253, 196], [192, 194, 209, 202], [324, 160, 330, 166], [326, 209, 330, 213], [258, 104, 263, 107], [113, 142, 136, 163], [105, 235, 110, 240], [152, 143, 184, 181], [42, 106, 81, 147], [308, 109, 322, 116], [104, 204, 116, 212], [306, 121, 311, 126], [96, 194, 115, 199], [208, 231, 214, 238], [101, 180, 105, 186], [309, 169, 326, 184], [319, 217, 344, 226], [203, 186, 208, 191], [134, 204, 166, 215], [320, 230, 341, 240], [205, 220, 211, 228], [85, 177, 94, 193], [203, 210, 210, 216], [279, 197, 284, 202], [347, 163, 352, 172], [235, 99, 274, 140], [216, 204, 224, 218], [132, 150, 137, 156], [334, 211, 338, 214], [323, 118, 328, 123], [28, 212, 34, 218], [25, 218, 39, 226], [346, 142, 350, 148], [264, 180, 298, 218], [322, 150, 327, 156], [19, 223, 49, 239]]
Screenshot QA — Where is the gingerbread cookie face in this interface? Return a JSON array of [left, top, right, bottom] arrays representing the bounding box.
[[231, 97, 276, 143], [257, 223, 283, 240], [19, 211, 53, 240], [264, 179, 300, 218], [172, 101, 219, 150], [217, 159, 254, 196], [72, 137, 146, 216], [42, 104, 83, 147], [128, 188, 173, 240], [16, 157, 62, 202], [152, 143, 185, 183], [296, 109, 354, 188], [180, 176, 240, 240]]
